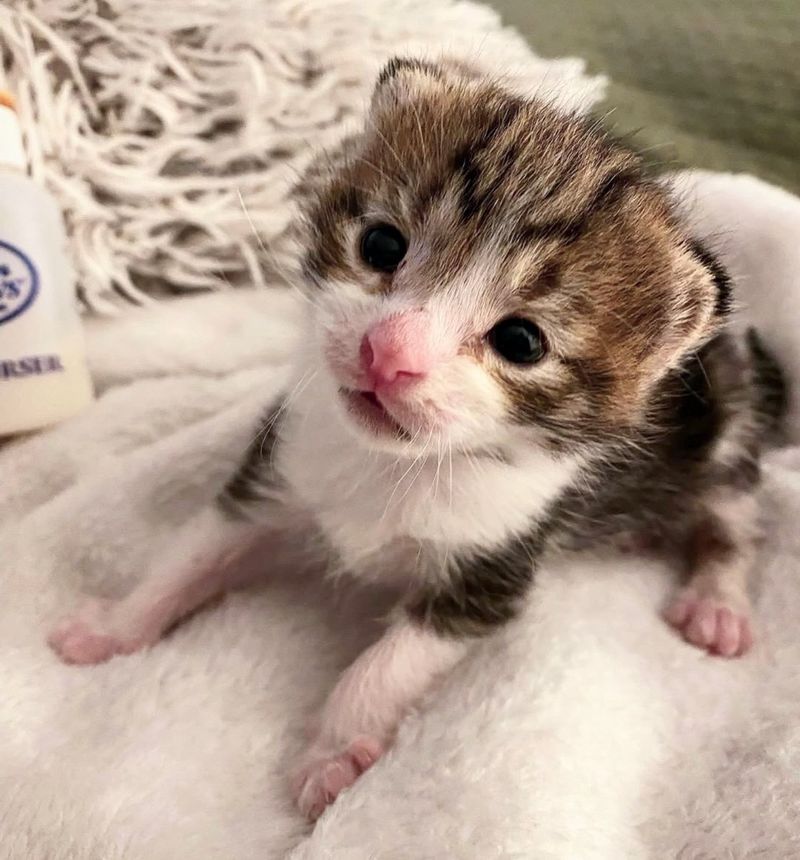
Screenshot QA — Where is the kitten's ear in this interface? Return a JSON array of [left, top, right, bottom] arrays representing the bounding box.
[[371, 56, 478, 113], [657, 243, 723, 372], [686, 240, 733, 319]]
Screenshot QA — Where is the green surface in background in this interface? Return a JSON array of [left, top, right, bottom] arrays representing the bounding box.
[[490, 0, 800, 192]]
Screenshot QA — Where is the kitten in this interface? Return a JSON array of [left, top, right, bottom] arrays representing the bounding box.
[[48, 57, 785, 820]]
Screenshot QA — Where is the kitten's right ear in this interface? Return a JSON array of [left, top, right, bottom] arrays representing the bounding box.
[[371, 56, 480, 113], [376, 57, 445, 88], [371, 57, 447, 112]]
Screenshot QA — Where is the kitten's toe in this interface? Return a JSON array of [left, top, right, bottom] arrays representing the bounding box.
[[291, 735, 384, 821], [664, 588, 753, 657], [47, 599, 144, 665]]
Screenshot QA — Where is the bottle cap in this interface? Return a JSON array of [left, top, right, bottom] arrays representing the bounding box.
[[0, 91, 27, 172]]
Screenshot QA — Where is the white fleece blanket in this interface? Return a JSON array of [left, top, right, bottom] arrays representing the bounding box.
[[1, 170, 800, 859]]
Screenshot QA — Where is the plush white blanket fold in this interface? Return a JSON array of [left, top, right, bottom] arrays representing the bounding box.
[[2, 170, 799, 859]]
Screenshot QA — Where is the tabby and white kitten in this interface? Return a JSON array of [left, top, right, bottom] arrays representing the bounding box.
[[49, 58, 784, 820]]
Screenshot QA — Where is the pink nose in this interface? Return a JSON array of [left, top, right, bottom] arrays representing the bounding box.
[[360, 310, 434, 389]]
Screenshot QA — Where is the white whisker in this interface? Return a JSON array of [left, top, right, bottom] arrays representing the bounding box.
[[393, 429, 435, 508], [237, 188, 319, 310], [257, 370, 317, 460], [379, 430, 426, 522], [447, 441, 454, 513]]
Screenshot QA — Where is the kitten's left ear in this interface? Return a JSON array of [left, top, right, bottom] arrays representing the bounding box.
[[686, 239, 733, 319], [656, 241, 724, 373]]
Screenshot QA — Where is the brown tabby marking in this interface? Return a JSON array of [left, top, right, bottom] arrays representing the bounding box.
[[303, 65, 720, 450]]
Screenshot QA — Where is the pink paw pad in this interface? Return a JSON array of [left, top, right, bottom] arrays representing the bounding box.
[[47, 599, 137, 665], [292, 735, 384, 821], [664, 592, 753, 658]]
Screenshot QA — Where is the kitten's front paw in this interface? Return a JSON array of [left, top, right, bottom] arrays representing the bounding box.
[[47, 599, 145, 665], [291, 735, 385, 821], [664, 586, 753, 658]]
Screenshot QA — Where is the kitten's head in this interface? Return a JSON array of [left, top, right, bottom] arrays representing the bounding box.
[[300, 57, 726, 457]]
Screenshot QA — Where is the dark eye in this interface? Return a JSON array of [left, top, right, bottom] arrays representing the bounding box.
[[360, 224, 407, 272], [488, 318, 546, 365]]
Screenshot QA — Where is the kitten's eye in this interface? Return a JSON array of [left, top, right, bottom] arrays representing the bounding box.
[[488, 318, 546, 365], [360, 224, 407, 272]]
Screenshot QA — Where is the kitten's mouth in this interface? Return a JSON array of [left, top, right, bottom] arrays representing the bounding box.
[[340, 388, 410, 439]]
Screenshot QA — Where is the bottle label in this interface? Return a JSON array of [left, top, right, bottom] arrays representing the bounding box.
[[0, 239, 39, 326]]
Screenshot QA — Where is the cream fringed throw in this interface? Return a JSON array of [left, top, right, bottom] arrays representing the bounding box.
[[0, 0, 602, 312]]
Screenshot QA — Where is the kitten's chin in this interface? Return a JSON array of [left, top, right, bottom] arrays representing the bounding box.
[[339, 388, 411, 440], [338, 388, 413, 445], [337, 388, 442, 454]]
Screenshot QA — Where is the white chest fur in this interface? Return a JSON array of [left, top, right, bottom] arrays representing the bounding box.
[[278, 377, 581, 575]]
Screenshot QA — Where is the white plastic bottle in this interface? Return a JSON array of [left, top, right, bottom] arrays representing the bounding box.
[[0, 91, 94, 435]]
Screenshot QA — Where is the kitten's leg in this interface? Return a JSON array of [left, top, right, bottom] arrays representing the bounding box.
[[664, 489, 758, 657], [292, 616, 468, 820], [48, 504, 268, 664], [292, 533, 538, 820], [49, 406, 288, 665]]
